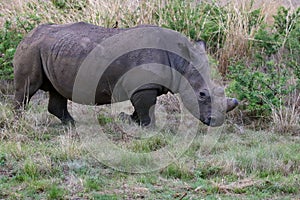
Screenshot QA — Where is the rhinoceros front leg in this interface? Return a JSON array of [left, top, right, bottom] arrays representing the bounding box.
[[130, 89, 157, 127], [48, 89, 75, 125]]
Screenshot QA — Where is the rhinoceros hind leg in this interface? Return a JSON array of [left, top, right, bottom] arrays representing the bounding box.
[[130, 90, 157, 127], [48, 89, 74, 125]]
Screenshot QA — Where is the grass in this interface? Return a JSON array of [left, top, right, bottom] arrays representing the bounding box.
[[270, 89, 300, 135], [0, 97, 299, 199]]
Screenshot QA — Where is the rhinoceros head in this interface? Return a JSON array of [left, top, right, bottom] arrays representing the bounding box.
[[196, 86, 238, 127], [184, 41, 238, 127]]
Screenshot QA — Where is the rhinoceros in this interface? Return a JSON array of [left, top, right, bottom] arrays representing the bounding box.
[[13, 22, 238, 127]]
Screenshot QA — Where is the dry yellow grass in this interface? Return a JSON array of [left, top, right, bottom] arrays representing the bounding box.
[[271, 88, 300, 135], [0, 0, 162, 28], [1, 0, 299, 28], [216, 0, 299, 22]]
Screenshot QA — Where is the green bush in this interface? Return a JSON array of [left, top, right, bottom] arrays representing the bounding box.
[[227, 7, 300, 117], [227, 60, 294, 117], [284, 12, 300, 86], [0, 13, 41, 80], [158, 0, 226, 50], [0, 21, 23, 80]]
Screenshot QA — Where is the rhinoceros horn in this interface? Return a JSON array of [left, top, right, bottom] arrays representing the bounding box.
[[226, 98, 239, 112]]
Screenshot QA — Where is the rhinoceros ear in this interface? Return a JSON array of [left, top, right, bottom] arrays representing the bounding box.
[[195, 40, 207, 51]]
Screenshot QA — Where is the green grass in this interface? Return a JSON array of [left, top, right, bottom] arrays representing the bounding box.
[[0, 100, 299, 199]]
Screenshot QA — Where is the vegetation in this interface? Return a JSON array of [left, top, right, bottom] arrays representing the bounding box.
[[0, 99, 299, 199], [0, 0, 299, 199]]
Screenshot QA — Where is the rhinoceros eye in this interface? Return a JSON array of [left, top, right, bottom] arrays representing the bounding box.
[[199, 92, 206, 97], [199, 89, 209, 101]]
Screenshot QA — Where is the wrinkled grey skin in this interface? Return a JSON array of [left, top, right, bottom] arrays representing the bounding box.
[[13, 22, 238, 127]]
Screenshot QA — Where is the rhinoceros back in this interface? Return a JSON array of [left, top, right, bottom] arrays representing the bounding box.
[[36, 22, 124, 99]]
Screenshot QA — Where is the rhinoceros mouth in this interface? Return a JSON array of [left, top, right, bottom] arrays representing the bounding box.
[[203, 115, 225, 127]]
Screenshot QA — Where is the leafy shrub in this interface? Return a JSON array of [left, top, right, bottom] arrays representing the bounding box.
[[284, 12, 300, 86], [228, 60, 294, 117], [159, 1, 265, 75], [0, 13, 41, 80], [0, 21, 23, 80], [158, 0, 226, 50], [227, 7, 300, 118]]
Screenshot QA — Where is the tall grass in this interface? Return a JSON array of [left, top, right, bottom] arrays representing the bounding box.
[[1, 0, 297, 67], [271, 90, 300, 134], [0, 0, 162, 28], [1, 0, 297, 72]]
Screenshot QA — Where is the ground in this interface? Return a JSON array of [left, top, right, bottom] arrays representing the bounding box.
[[0, 92, 299, 199]]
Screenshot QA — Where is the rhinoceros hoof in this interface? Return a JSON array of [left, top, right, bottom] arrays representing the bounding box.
[[118, 112, 135, 125], [118, 112, 155, 128]]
